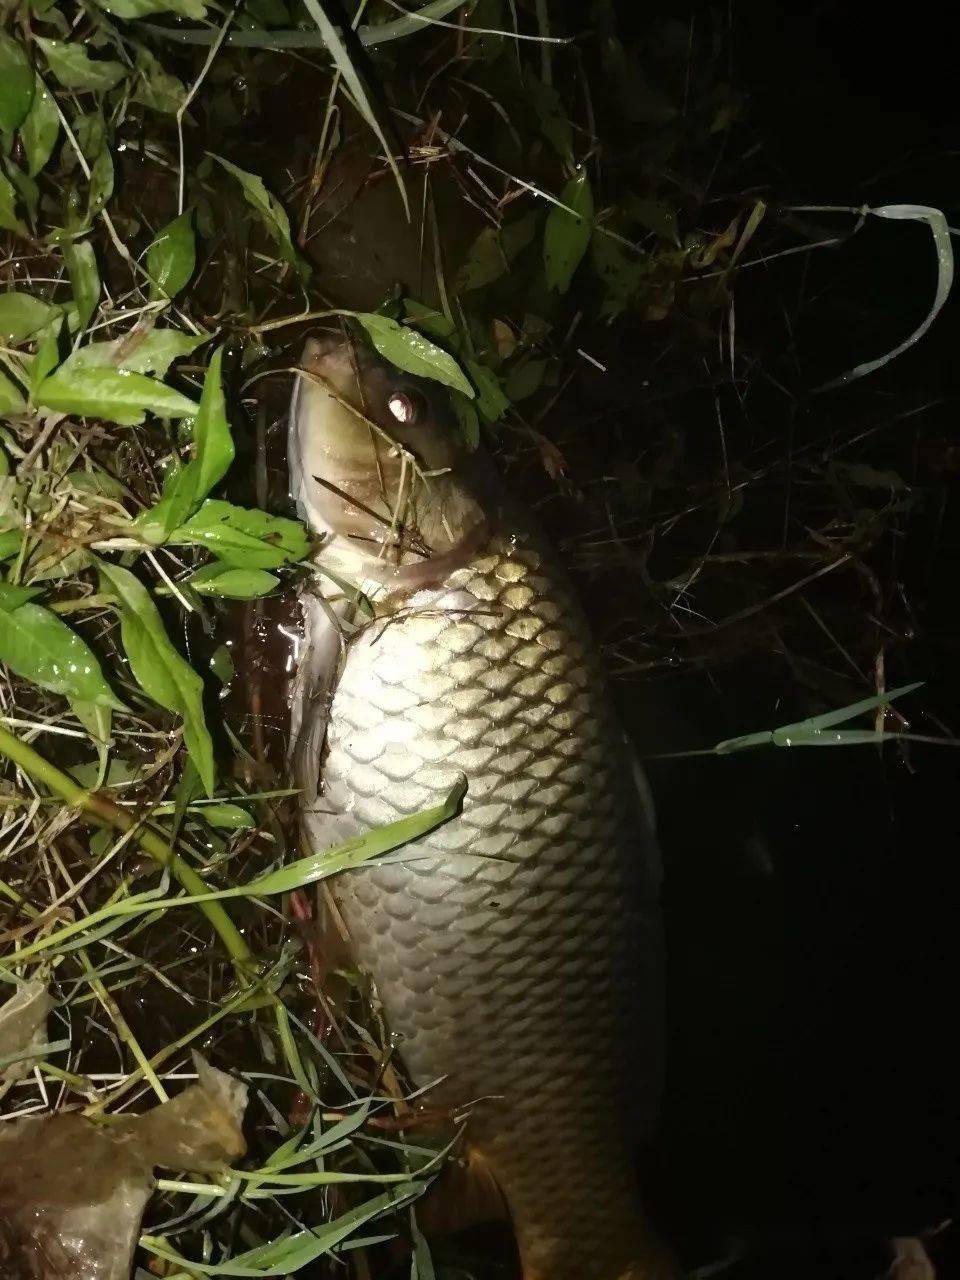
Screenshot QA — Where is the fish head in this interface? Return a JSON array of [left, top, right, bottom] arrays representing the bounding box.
[[290, 335, 490, 579]]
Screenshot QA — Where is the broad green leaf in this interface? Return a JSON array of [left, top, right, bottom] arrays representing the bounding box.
[[457, 226, 509, 292], [403, 299, 456, 341], [465, 359, 509, 422], [64, 240, 100, 330], [457, 213, 537, 292], [87, 148, 114, 220], [526, 73, 573, 161], [30, 325, 63, 393], [0, 531, 22, 560], [0, 584, 43, 610], [0, 293, 62, 346], [131, 48, 184, 115], [355, 314, 474, 397], [451, 390, 480, 450], [169, 500, 309, 569], [5, 164, 38, 224], [150, 800, 254, 830], [36, 39, 126, 94], [146, 209, 196, 300], [97, 559, 215, 795], [504, 356, 547, 401], [136, 348, 233, 543], [68, 327, 207, 376], [0, 174, 28, 238], [73, 110, 107, 164], [92, 0, 206, 18], [193, 802, 254, 830], [0, 592, 123, 708], [212, 154, 309, 278], [184, 564, 279, 599], [591, 230, 645, 321], [35, 366, 198, 425], [543, 169, 594, 294], [0, 33, 35, 133], [627, 196, 680, 246], [69, 698, 112, 754], [19, 76, 60, 177], [208, 643, 234, 684], [0, 370, 27, 416]]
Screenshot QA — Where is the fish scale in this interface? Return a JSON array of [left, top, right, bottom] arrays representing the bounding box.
[[308, 528, 668, 1280]]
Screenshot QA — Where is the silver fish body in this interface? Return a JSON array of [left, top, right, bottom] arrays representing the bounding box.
[[290, 339, 671, 1280]]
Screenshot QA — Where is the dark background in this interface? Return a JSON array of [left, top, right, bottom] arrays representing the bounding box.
[[616, 3, 960, 1275]]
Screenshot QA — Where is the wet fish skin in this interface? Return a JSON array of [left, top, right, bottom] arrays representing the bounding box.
[[290, 339, 673, 1280]]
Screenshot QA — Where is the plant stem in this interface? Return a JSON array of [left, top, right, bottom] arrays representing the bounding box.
[[0, 723, 254, 972]]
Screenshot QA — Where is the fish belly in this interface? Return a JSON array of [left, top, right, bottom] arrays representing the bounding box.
[[314, 532, 668, 1280]]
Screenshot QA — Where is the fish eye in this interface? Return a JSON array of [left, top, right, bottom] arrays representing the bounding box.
[[387, 388, 427, 426]]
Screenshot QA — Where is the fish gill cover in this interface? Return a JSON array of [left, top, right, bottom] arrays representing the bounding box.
[[0, 2, 955, 1279]]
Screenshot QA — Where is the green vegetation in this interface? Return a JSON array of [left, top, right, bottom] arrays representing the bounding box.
[[0, 0, 951, 1275]]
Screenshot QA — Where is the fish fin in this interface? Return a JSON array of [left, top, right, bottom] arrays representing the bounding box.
[[416, 1145, 510, 1236]]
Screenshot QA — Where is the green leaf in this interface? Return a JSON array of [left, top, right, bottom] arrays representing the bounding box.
[[0, 173, 29, 238], [0, 33, 36, 133], [35, 366, 199, 425], [30, 324, 63, 393], [68, 327, 207, 376], [131, 48, 185, 115], [355, 314, 474, 397], [242, 777, 465, 895], [0, 583, 43, 610], [135, 347, 233, 542], [69, 697, 112, 749], [0, 590, 123, 708], [465, 359, 509, 422], [402, 299, 456, 341], [5, 164, 38, 225], [211, 154, 309, 278], [142, 1182, 426, 1276], [169, 501, 309, 569], [591, 230, 645, 321], [192, 802, 254, 830], [87, 148, 114, 220], [712, 682, 925, 755], [19, 76, 60, 178], [627, 196, 680, 246], [0, 293, 62, 346], [455, 215, 537, 294], [504, 356, 547, 401], [543, 169, 594, 294], [96, 559, 215, 796], [146, 209, 196, 300], [73, 111, 107, 164], [184, 564, 279, 599], [0, 370, 27, 415], [64, 240, 100, 330], [526, 73, 573, 161], [457, 227, 509, 292], [92, 0, 206, 18], [451, 390, 480, 450], [36, 39, 126, 94], [0, 531, 23, 560]]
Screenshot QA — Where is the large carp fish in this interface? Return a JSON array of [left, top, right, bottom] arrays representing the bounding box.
[[288, 334, 674, 1280]]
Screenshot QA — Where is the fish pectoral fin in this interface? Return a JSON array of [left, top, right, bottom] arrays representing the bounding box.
[[416, 1144, 510, 1237]]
